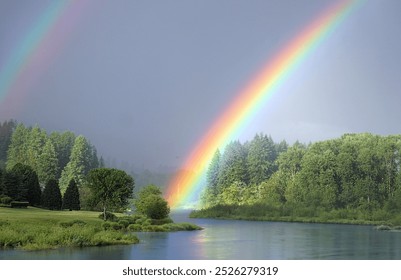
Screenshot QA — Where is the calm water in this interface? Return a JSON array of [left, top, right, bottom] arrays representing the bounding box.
[[1, 211, 401, 260]]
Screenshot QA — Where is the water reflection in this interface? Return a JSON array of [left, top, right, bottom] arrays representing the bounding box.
[[1, 211, 401, 260]]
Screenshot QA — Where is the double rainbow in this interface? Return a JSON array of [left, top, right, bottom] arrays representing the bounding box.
[[166, 0, 361, 208]]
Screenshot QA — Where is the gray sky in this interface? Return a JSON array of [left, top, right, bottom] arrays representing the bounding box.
[[1, 0, 401, 171]]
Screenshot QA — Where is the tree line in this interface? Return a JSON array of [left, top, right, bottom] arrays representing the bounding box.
[[202, 133, 401, 215], [0, 120, 170, 221]]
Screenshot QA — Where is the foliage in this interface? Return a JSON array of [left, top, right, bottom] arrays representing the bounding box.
[[5, 122, 101, 190], [98, 211, 118, 222], [62, 179, 80, 210], [59, 135, 92, 193], [201, 133, 401, 224], [37, 139, 59, 185], [0, 120, 16, 168], [42, 179, 62, 210], [87, 168, 134, 220], [134, 185, 170, 219]]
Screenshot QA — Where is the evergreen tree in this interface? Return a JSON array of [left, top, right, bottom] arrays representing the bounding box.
[[11, 163, 41, 206], [59, 135, 92, 193], [3, 169, 24, 201], [247, 134, 276, 185], [26, 125, 47, 171], [62, 179, 80, 210], [49, 131, 76, 179], [0, 168, 5, 196], [218, 141, 249, 188], [206, 149, 220, 190], [0, 120, 16, 168], [6, 123, 30, 170], [42, 179, 62, 210], [37, 139, 59, 185]]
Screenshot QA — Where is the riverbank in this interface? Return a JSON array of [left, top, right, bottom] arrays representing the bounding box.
[[0, 207, 200, 251], [190, 204, 401, 229]]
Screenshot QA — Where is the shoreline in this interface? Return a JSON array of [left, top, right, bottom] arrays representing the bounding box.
[[0, 207, 201, 251]]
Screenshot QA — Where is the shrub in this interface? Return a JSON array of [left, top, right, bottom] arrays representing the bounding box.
[[127, 224, 142, 231], [118, 219, 130, 229], [10, 201, 29, 208], [375, 225, 391, 231], [110, 222, 123, 230], [0, 196, 12, 205], [150, 217, 173, 225], [98, 211, 117, 222], [102, 222, 111, 230], [59, 220, 86, 228]]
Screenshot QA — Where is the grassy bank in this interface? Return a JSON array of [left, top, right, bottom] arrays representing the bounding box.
[[190, 204, 401, 228], [0, 207, 202, 251], [0, 207, 139, 250]]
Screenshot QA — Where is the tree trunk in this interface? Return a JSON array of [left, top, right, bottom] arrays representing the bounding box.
[[103, 206, 106, 221]]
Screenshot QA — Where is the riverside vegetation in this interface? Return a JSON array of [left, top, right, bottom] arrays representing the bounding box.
[[194, 133, 401, 230], [0, 121, 200, 251]]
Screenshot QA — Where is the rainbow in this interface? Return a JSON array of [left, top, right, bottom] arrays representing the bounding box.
[[166, 0, 361, 208], [0, 1, 88, 118]]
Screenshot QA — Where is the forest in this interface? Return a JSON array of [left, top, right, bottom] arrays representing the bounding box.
[[0, 120, 106, 209], [194, 133, 401, 226]]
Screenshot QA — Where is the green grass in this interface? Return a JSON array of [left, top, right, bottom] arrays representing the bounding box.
[[0, 207, 202, 250], [0, 207, 139, 250]]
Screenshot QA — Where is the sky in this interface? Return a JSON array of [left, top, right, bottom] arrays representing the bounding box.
[[0, 0, 401, 172]]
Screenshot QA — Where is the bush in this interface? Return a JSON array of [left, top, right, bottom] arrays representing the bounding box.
[[10, 201, 29, 208], [110, 222, 123, 230], [134, 185, 170, 219], [98, 211, 117, 221], [59, 220, 86, 228], [118, 219, 130, 229], [150, 217, 173, 225], [375, 225, 391, 231], [0, 196, 12, 205], [127, 224, 142, 232], [102, 222, 111, 230]]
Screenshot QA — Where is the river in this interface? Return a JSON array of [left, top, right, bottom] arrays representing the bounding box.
[[1, 211, 401, 260]]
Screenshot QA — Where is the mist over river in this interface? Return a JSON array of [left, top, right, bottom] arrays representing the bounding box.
[[1, 211, 401, 260]]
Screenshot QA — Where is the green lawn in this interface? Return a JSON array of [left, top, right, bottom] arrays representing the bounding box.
[[0, 207, 138, 250]]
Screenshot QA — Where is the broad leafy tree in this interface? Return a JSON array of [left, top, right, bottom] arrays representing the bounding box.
[[87, 168, 134, 220], [134, 185, 170, 219]]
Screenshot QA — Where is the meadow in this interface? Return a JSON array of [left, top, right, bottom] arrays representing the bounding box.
[[0, 207, 139, 250], [0, 207, 202, 251]]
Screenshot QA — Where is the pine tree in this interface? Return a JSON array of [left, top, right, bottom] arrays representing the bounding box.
[[6, 123, 30, 170], [59, 135, 91, 193], [218, 141, 249, 188], [37, 139, 59, 185], [0, 120, 16, 168], [49, 131, 76, 179], [206, 149, 221, 200], [11, 163, 41, 205], [62, 179, 80, 210], [247, 134, 276, 185], [42, 179, 62, 210], [26, 126, 47, 171]]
